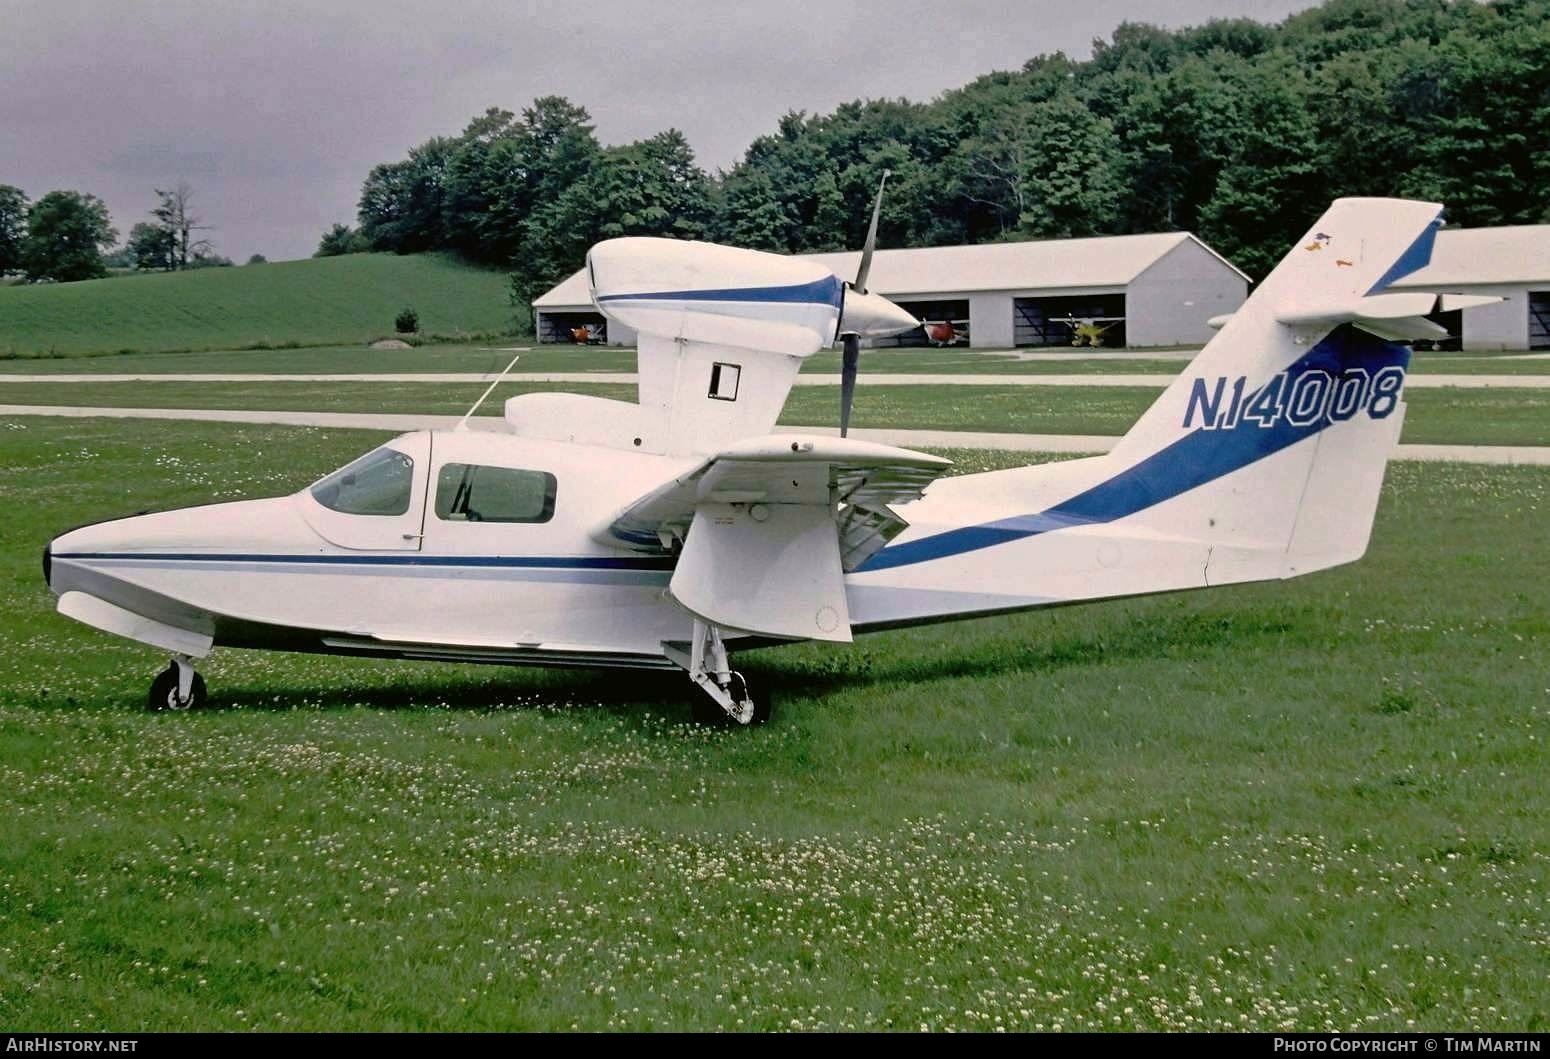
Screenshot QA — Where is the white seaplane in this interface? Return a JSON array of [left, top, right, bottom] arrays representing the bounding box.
[[43, 192, 1493, 724]]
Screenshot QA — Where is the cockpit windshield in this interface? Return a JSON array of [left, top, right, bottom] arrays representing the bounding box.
[[310, 446, 414, 516]]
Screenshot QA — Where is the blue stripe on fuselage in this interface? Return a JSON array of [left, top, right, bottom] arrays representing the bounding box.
[[52, 552, 676, 570], [596, 274, 844, 309], [860, 326, 1410, 573]]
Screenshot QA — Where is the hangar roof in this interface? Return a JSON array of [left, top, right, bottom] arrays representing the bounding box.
[[1395, 225, 1550, 288], [533, 231, 1247, 308]]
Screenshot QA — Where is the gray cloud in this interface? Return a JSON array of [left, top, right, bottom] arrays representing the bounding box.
[[2, 0, 1317, 262]]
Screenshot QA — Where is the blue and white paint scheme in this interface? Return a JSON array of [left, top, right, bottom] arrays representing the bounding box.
[[44, 198, 1478, 723]]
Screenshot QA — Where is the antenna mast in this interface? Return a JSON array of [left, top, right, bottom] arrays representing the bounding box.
[[455, 352, 523, 431]]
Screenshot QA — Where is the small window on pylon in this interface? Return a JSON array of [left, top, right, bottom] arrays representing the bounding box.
[[708, 362, 741, 401]]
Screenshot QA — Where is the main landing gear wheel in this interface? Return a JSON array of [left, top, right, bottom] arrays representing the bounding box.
[[672, 620, 773, 727], [148, 660, 206, 711], [690, 671, 772, 727]]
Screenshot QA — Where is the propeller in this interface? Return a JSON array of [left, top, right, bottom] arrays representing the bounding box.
[[839, 169, 890, 438]]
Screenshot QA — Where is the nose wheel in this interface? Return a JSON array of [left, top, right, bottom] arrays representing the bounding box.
[[148, 656, 206, 711]]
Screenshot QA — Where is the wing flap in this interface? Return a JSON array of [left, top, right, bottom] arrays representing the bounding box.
[[593, 434, 950, 554]]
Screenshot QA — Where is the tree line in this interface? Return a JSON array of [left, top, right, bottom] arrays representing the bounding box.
[[324, 0, 1549, 301], [0, 183, 231, 283]]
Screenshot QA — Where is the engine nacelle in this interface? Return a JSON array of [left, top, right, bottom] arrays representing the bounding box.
[[587, 237, 917, 355], [589, 238, 842, 356]]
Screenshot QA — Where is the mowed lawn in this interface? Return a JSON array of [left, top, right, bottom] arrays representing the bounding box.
[[0, 417, 1547, 1031], [0, 343, 637, 376], [3, 342, 1547, 377], [0, 254, 523, 357], [4, 378, 1549, 446]]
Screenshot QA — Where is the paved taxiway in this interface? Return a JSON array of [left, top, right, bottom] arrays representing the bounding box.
[[5, 403, 1547, 465]]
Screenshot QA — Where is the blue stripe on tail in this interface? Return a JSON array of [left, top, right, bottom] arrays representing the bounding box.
[[860, 326, 1410, 572], [1367, 214, 1443, 295]]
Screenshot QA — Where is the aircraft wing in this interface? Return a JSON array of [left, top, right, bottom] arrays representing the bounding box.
[[594, 434, 951, 641]]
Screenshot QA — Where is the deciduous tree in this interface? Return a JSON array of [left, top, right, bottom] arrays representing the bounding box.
[[22, 190, 116, 282], [0, 184, 27, 276], [315, 223, 368, 257], [341, 1, 1550, 287], [127, 221, 177, 271]]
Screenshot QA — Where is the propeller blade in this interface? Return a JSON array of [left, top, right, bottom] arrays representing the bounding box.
[[842, 170, 889, 434], [852, 169, 890, 295], [840, 334, 860, 438]]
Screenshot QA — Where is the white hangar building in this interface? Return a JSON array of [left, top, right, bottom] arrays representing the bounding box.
[[1393, 225, 1550, 351], [533, 232, 1250, 350]]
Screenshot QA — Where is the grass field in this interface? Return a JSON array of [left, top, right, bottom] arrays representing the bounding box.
[[6, 379, 1549, 446], [0, 254, 525, 358], [1, 416, 1547, 1030], [0, 343, 636, 377], [3, 342, 1545, 377]]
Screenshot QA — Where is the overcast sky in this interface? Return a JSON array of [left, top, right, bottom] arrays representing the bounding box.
[[2, 0, 1318, 262]]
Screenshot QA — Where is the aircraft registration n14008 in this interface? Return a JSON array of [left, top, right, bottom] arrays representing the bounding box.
[[43, 192, 1498, 725]]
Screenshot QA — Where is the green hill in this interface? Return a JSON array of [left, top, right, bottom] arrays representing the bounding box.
[[0, 253, 524, 357]]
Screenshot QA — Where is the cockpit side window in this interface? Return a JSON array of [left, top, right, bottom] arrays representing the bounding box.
[[435, 463, 556, 524], [310, 447, 415, 516]]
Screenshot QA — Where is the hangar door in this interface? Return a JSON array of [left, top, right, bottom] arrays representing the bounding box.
[[1014, 294, 1126, 348], [538, 311, 608, 345], [1531, 292, 1550, 350], [873, 299, 970, 348]]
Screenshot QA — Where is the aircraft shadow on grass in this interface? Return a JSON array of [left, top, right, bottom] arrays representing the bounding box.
[[202, 604, 1309, 716]]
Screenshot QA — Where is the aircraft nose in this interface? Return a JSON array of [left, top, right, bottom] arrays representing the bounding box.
[[42, 538, 52, 588]]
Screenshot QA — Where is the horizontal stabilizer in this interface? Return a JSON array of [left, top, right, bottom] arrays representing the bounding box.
[[1280, 294, 1446, 342], [1213, 290, 1503, 337], [1275, 291, 1439, 329], [1439, 293, 1505, 313], [1275, 290, 1484, 342]]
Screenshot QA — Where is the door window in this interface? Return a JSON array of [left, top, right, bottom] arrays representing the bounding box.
[[435, 463, 556, 523]]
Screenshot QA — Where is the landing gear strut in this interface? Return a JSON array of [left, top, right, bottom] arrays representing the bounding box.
[[148, 654, 206, 711], [667, 620, 770, 726]]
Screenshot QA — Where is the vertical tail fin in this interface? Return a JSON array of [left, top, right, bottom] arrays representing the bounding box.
[[1112, 197, 1442, 463], [1104, 198, 1447, 581]]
